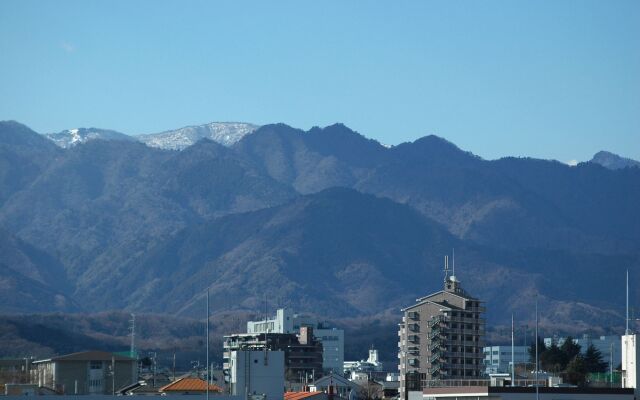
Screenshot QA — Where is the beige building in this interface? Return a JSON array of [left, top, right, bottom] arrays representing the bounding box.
[[399, 273, 485, 397], [31, 351, 137, 394]]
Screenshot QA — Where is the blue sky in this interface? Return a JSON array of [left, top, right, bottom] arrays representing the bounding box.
[[1, 1, 638, 162]]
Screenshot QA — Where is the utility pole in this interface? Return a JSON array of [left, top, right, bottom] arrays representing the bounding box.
[[206, 288, 210, 400], [112, 356, 115, 396], [535, 296, 539, 400], [130, 314, 136, 357], [511, 313, 515, 386], [173, 350, 176, 382], [610, 342, 614, 388]]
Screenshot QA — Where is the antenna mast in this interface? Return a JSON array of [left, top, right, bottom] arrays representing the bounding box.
[[452, 248, 455, 277], [626, 269, 630, 335], [444, 255, 449, 282], [511, 313, 515, 385]]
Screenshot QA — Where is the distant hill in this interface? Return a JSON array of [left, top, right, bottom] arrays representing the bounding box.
[[0, 120, 638, 334], [590, 150, 640, 170], [0, 228, 77, 313]]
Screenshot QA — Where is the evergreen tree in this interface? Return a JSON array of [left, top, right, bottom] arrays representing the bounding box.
[[528, 336, 547, 365], [560, 336, 581, 367], [584, 344, 608, 373], [563, 355, 588, 386], [541, 343, 565, 372]]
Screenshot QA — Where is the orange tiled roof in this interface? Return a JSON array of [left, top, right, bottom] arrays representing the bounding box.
[[284, 391, 324, 400], [160, 377, 222, 393]]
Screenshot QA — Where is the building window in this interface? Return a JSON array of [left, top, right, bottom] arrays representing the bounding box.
[[89, 361, 102, 370]]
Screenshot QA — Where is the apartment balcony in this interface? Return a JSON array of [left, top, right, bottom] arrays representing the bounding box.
[[408, 311, 420, 320], [430, 354, 444, 364], [430, 342, 445, 353], [427, 331, 446, 340], [445, 352, 484, 359], [428, 315, 450, 328]]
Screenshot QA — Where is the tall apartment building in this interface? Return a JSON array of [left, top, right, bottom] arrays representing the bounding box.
[[398, 273, 485, 397], [247, 308, 344, 374]]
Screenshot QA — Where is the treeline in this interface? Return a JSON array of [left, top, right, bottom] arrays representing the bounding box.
[[529, 336, 608, 386]]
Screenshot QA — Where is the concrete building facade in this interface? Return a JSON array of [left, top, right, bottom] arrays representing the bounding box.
[[224, 329, 323, 384], [30, 351, 137, 395], [398, 274, 485, 397], [247, 308, 345, 374], [622, 334, 638, 396], [227, 350, 284, 400]]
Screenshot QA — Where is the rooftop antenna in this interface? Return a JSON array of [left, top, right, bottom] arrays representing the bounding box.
[[444, 255, 449, 282], [264, 294, 269, 366], [452, 248, 455, 278], [626, 269, 630, 335]]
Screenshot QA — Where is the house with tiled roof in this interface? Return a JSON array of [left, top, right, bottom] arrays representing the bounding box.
[[159, 377, 223, 394], [285, 391, 329, 400]]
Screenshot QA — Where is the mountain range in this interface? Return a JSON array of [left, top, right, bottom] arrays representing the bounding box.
[[44, 122, 259, 150], [1, 120, 639, 341], [41, 121, 639, 171]]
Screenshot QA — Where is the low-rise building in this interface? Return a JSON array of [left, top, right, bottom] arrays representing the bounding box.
[[422, 386, 634, 399], [30, 351, 137, 395], [344, 349, 384, 375], [309, 372, 361, 399], [483, 345, 529, 374], [0, 358, 32, 384], [159, 376, 223, 395]]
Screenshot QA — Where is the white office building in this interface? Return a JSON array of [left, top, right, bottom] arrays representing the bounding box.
[[483, 345, 529, 375], [344, 348, 384, 374], [622, 334, 638, 395], [227, 350, 284, 400], [247, 308, 345, 374]]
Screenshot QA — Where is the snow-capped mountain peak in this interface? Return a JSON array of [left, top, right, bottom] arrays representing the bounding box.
[[43, 128, 133, 148], [41, 122, 260, 150], [136, 122, 260, 150]]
